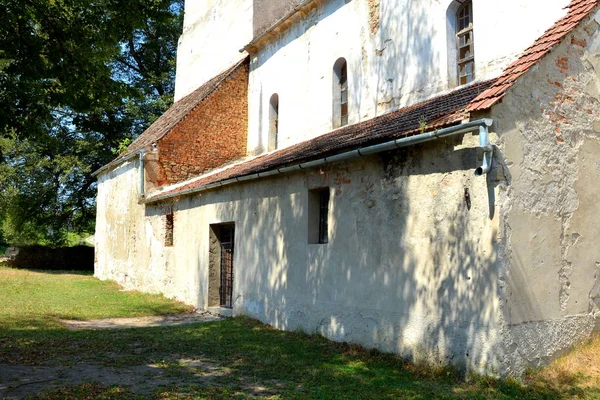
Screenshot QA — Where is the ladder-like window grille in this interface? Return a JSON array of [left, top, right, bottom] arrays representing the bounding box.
[[456, 1, 474, 85], [339, 62, 348, 127], [268, 94, 279, 151]]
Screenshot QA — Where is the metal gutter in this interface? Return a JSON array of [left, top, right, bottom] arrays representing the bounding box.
[[91, 149, 146, 177], [146, 118, 494, 204]]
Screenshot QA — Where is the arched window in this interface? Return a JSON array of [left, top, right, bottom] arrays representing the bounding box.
[[332, 58, 348, 128], [456, 1, 474, 85], [268, 94, 279, 151]]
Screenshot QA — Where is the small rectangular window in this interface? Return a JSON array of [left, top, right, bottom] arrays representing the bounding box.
[[308, 188, 330, 244], [165, 212, 174, 247]]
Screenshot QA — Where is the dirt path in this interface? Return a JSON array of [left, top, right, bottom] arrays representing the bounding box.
[[0, 359, 235, 399], [0, 313, 232, 399], [60, 312, 223, 330]]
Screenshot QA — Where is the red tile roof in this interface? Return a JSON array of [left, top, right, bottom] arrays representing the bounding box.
[[113, 57, 249, 163], [147, 80, 494, 202], [468, 0, 599, 111], [139, 0, 600, 201]]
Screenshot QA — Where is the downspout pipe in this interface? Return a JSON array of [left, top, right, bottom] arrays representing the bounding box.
[[146, 118, 494, 203], [474, 125, 493, 176], [139, 151, 146, 198]]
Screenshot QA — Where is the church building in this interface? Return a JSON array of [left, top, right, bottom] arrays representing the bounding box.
[[94, 0, 600, 375]]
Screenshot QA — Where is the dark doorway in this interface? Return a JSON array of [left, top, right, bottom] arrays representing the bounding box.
[[208, 223, 235, 309], [218, 224, 235, 308]]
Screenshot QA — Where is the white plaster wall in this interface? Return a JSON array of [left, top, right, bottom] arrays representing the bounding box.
[[107, 130, 504, 374], [247, 0, 570, 155], [174, 0, 253, 101], [95, 159, 200, 306], [486, 12, 600, 375]]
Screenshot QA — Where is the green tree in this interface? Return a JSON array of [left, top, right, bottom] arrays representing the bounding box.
[[0, 0, 183, 245]]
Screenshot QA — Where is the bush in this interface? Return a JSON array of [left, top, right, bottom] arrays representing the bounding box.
[[7, 245, 94, 271]]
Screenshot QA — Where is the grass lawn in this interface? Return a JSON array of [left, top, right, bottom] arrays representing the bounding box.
[[1, 265, 599, 399]]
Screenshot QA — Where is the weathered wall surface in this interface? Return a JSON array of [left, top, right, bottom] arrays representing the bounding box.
[[488, 12, 600, 375], [252, 0, 303, 37], [98, 130, 504, 374], [246, 0, 570, 155], [174, 0, 252, 101], [95, 159, 200, 306], [152, 63, 249, 187]]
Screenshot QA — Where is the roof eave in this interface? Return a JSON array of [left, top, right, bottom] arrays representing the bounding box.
[[91, 149, 146, 177]]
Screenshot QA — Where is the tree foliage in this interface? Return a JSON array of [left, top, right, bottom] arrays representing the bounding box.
[[0, 0, 183, 245]]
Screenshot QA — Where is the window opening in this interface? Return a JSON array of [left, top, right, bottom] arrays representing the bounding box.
[[456, 1, 474, 85], [308, 188, 330, 244], [268, 94, 279, 151], [165, 212, 174, 247], [340, 61, 348, 127], [333, 58, 349, 128], [318, 189, 330, 244]]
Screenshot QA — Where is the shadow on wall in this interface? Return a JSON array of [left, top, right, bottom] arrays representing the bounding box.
[[372, 0, 439, 114], [174, 133, 504, 374]]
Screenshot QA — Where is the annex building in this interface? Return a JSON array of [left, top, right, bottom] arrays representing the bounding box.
[[94, 0, 600, 375]]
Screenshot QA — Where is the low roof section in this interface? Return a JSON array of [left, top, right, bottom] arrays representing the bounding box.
[[146, 0, 599, 203], [92, 56, 249, 176], [146, 79, 494, 202]]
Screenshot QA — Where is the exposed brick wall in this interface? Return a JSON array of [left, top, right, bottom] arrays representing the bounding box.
[[155, 63, 249, 186]]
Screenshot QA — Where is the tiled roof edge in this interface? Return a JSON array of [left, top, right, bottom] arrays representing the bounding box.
[[93, 57, 249, 177], [468, 0, 600, 111]]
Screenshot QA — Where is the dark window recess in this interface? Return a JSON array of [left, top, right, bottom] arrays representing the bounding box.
[[165, 212, 174, 246], [332, 58, 349, 129], [268, 94, 279, 151], [456, 1, 475, 85], [308, 188, 330, 244], [318, 189, 330, 244]]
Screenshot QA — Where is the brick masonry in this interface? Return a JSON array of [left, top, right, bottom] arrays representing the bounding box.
[[153, 64, 249, 186]]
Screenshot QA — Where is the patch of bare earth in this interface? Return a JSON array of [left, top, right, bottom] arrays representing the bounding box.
[[1, 359, 239, 399], [0, 314, 232, 399], [60, 312, 222, 330], [0, 358, 284, 399]]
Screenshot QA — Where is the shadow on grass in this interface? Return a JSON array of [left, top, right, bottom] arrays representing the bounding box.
[[2, 317, 598, 399], [1, 266, 94, 276]]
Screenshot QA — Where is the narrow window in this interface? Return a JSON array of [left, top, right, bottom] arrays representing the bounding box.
[[165, 212, 174, 247], [456, 1, 474, 85], [268, 94, 279, 151], [308, 188, 330, 244], [332, 58, 348, 128]]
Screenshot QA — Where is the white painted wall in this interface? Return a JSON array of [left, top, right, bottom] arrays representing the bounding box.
[[174, 0, 253, 101], [96, 3, 600, 377], [97, 131, 505, 374], [247, 0, 570, 155]]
